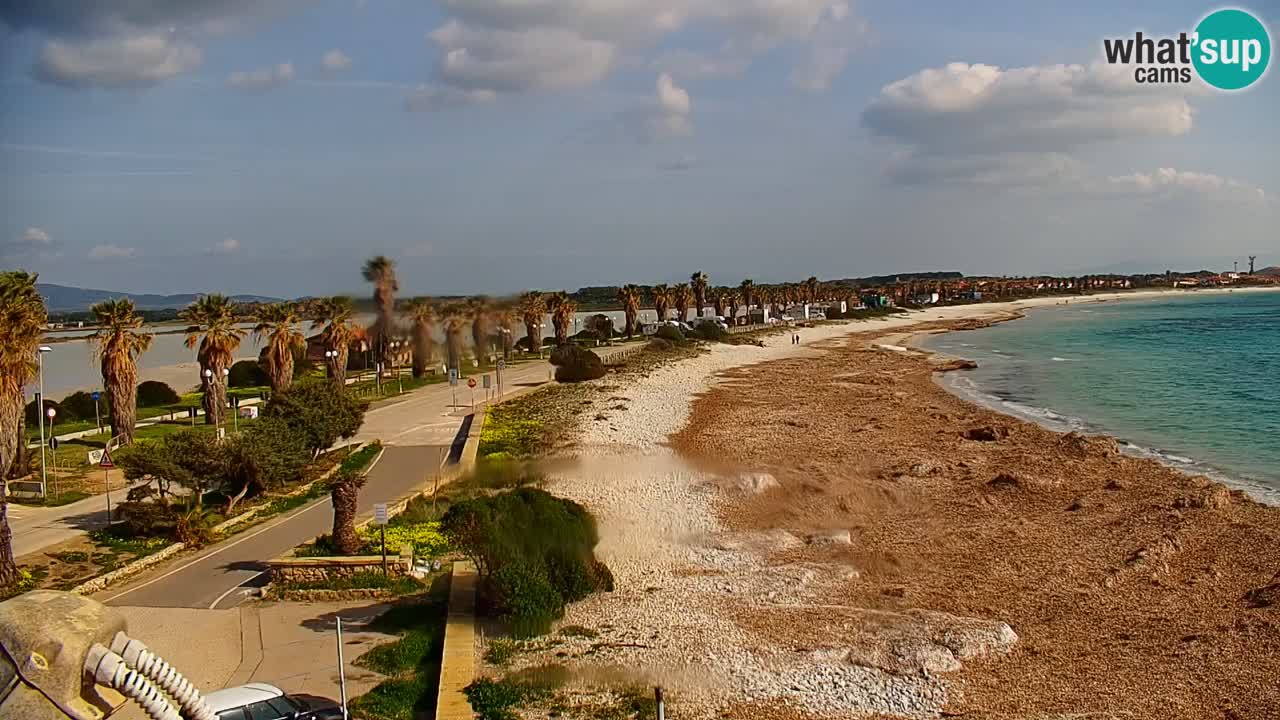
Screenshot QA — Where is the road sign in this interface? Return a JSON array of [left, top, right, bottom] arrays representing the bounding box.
[[482, 375, 491, 389], [467, 377, 477, 389], [496, 359, 506, 371], [373, 503, 388, 526], [98, 447, 114, 468], [48, 437, 59, 450], [91, 391, 101, 401], [88, 449, 104, 465], [448, 368, 459, 387]]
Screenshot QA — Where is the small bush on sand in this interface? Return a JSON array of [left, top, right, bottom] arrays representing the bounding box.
[[691, 320, 728, 342], [549, 345, 605, 383], [441, 488, 612, 638], [654, 324, 685, 343]]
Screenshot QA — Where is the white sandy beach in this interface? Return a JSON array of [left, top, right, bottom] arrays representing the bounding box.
[[484, 284, 1278, 718]]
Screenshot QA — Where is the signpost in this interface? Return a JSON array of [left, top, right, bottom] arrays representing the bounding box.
[[483, 374, 492, 401], [468, 377, 477, 411], [496, 359, 505, 398], [373, 503, 389, 576], [448, 368, 459, 408], [91, 391, 102, 434], [99, 447, 115, 522]]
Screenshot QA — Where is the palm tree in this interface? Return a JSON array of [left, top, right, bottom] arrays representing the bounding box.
[[713, 287, 729, 318], [518, 291, 545, 352], [726, 290, 741, 322], [673, 283, 693, 323], [547, 292, 576, 346], [492, 303, 518, 359], [252, 303, 304, 394], [404, 297, 436, 378], [183, 294, 245, 426], [312, 296, 358, 385], [0, 270, 45, 588], [616, 284, 643, 338], [691, 271, 709, 319], [650, 284, 671, 322], [329, 469, 366, 555], [89, 299, 153, 444], [361, 255, 398, 373], [738, 279, 755, 312], [468, 296, 492, 362], [804, 276, 820, 304], [441, 303, 469, 370]]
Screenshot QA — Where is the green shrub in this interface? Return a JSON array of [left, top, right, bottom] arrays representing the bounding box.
[[653, 324, 684, 343], [646, 338, 673, 352], [349, 675, 434, 720], [691, 320, 728, 341], [549, 345, 605, 383], [464, 669, 565, 720], [60, 391, 104, 421], [137, 380, 181, 407], [440, 488, 611, 638], [487, 563, 564, 638], [228, 360, 269, 388], [263, 378, 367, 453], [26, 397, 65, 424], [484, 638, 523, 666]]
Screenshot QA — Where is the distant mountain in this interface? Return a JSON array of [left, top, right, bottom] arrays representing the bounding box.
[[38, 283, 281, 313], [1258, 266, 1280, 278]]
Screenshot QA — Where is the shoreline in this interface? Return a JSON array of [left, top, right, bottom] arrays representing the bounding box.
[[496, 292, 1280, 719], [902, 290, 1278, 505]]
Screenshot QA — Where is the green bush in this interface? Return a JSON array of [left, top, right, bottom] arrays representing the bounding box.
[[263, 378, 367, 453], [691, 320, 728, 341], [61, 391, 105, 421], [653, 324, 684, 343], [137, 380, 181, 407], [440, 488, 611, 638], [464, 669, 565, 720], [228, 360, 269, 388], [549, 345, 605, 383], [26, 397, 65, 424]]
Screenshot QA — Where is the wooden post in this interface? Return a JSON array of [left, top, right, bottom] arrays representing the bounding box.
[[381, 525, 388, 577]]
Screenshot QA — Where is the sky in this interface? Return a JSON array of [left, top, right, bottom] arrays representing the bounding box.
[[1, 0, 1277, 297]]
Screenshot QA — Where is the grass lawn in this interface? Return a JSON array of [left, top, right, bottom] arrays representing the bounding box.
[[349, 576, 451, 720]]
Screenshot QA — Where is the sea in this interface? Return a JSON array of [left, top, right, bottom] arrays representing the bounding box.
[[918, 290, 1280, 503]]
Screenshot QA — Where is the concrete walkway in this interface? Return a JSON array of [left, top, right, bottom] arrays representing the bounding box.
[[436, 562, 478, 720], [111, 600, 397, 720]]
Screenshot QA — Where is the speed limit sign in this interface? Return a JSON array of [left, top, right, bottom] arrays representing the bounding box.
[[467, 377, 477, 389]]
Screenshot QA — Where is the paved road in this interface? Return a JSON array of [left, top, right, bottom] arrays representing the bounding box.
[[8, 481, 136, 557], [97, 444, 448, 609]]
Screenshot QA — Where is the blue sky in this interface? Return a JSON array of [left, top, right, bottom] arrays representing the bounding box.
[[1, 1, 1276, 297]]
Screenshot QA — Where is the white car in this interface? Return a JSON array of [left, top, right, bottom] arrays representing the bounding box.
[[204, 683, 344, 720]]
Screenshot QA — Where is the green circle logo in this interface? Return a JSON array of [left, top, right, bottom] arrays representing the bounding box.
[[1193, 8, 1271, 90]]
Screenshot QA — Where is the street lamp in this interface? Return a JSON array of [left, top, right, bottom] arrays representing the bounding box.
[[45, 405, 57, 495], [389, 340, 403, 394], [37, 345, 51, 498]]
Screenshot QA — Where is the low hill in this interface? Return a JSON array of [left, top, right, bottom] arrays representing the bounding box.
[[1257, 266, 1280, 278], [38, 283, 281, 313]]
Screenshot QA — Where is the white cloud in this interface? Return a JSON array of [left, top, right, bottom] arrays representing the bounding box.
[[415, 1, 864, 107], [790, 1, 869, 91], [88, 244, 137, 259], [2, 227, 58, 261], [613, 72, 693, 142], [863, 61, 1197, 186], [33, 33, 202, 88], [227, 62, 295, 91], [321, 49, 352, 72], [429, 21, 616, 94], [1108, 168, 1266, 200], [208, 237, 241, 255]]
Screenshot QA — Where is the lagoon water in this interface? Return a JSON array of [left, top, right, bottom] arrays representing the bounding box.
[[920, 291, 1280, 502]]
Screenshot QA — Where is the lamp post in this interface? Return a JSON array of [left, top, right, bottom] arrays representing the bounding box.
[[46, 406, 57, 496], [325, 349, 338, 383], [390, 340, 403, 394], [37, 345, 51, 498]]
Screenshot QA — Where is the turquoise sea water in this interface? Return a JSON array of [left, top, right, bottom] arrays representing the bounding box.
[[919, 291, 1280, 503]]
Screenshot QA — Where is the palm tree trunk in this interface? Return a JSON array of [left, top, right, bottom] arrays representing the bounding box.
[[330, 473, 365, 555], [106, 365, 138, 444], [201, 362, 227, 426], [272, 352, 294, 394], [0, 392, 23, 587], [524, 322, 538, 351], [412, 335, 429, 378], [7, 414, 27, 480], [327, 347, 348, 386], [624, 310, 636, 338]]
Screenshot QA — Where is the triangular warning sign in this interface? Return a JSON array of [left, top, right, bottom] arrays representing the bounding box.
[[99, 447, 114, 468]]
